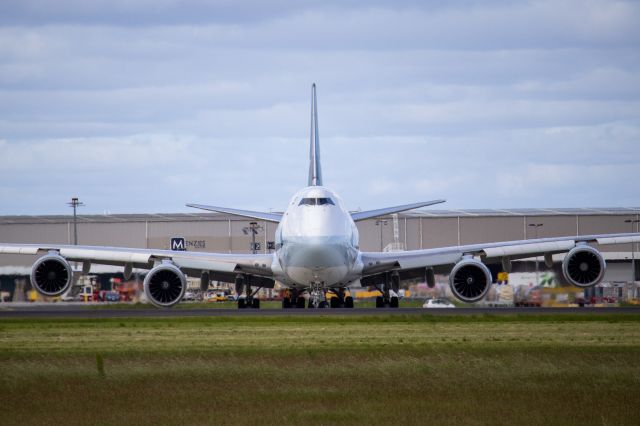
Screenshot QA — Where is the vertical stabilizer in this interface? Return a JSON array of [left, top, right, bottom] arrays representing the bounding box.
[[308, 83, 323, 186]]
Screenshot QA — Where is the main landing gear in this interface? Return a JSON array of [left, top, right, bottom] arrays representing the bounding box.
[[238, 297, 260, 309], [281, 287, 354, 309], [328, 287, 354, 309], [235, 274, 262, 309], [282, 288, 307, 309], [375, 272, 400, 308]]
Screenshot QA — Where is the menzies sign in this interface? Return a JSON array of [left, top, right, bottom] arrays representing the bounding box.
[[170, 237, 206, 251]]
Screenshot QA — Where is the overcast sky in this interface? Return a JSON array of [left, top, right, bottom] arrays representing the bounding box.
[[0, 0, 639, 215]]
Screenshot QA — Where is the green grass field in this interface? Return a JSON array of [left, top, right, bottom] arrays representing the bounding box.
[[1, 314, 640, 425]]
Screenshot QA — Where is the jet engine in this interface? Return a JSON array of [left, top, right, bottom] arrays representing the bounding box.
[[30, 253, 73, 297], [562, 246, 606, 288], [449, 258, 492, 303], [143, 263, 187, 308]]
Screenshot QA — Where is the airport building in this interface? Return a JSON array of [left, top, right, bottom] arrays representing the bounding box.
[[0, 208, 639, 259], [0, 208, 638, 302]]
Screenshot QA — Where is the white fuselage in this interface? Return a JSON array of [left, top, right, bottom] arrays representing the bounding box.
[[273, 186, 362, 288]]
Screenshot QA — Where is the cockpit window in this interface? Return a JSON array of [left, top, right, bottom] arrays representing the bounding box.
[[317, 198, 334, 205], [299, 197, 335, 206]]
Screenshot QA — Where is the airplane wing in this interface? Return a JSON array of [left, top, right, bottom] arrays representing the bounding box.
[[186, 204, 282, 223], [0, 243, 275, 286], [360, 232, 640, 277], [350, 199, 446, 221]]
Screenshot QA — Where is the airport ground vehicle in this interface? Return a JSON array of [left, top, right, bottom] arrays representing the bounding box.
[[423, 298, 455, 308], [514, 286, 543, 307], [204, 291, 228, 302], [104, 291, 120, 302]]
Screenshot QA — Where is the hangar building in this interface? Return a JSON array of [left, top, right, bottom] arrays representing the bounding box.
[[0, 207, 638, 285]]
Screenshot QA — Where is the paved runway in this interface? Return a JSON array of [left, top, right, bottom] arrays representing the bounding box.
[[0, 304, 638, 319]]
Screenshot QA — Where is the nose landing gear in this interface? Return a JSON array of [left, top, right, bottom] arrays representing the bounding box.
[[308, 283, 327, 308]]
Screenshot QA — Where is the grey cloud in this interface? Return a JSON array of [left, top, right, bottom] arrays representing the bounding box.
[[0, 0, 638, 214], [0, 1, 524, 26], [1, 1, 638, 50]]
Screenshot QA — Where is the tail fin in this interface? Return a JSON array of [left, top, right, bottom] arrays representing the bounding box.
[[308, 83, 323, 186]]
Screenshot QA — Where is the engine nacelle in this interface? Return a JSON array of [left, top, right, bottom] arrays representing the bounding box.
[[143, 263, 187, 307], [449, 258, 492, 303], [30, 253, 73, 297], [562, 246, 606, 288]]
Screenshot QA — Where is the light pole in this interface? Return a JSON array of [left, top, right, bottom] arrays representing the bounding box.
[[67, 197, 84, 245], [242, 222, 262, 254], [624, 219, 639, 286], [528, 223, 544, 286], [375, 219, 388, 251]]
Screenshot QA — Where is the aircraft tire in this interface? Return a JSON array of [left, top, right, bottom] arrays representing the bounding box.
[[345, 296, 354, 308], [375, 296, 384, 308], [390, 296, 399, 308]]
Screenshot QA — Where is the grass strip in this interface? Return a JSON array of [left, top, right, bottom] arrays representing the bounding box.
[[1, 315, 639, 425]]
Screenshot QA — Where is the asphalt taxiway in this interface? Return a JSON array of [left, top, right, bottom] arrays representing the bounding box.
[[0, 305, 638, 319]]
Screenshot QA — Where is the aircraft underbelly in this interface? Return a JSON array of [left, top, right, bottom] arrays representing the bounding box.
[[285, 265, 349, 286], [279, 238, 354, 286]]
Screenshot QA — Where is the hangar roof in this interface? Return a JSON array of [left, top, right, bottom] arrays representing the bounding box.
[[403, 207, 640, 218], [0, 207, 639, 225]]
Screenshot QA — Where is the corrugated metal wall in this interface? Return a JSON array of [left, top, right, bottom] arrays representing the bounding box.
[[0, 213, 638, 268]]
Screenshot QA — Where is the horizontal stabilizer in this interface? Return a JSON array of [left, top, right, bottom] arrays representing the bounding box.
[[186, 204, 282, 223], [350, 199, 446, 221]]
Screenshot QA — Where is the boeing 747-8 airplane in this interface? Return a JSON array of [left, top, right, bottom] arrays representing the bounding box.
[[2, 85, 639, 309]]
